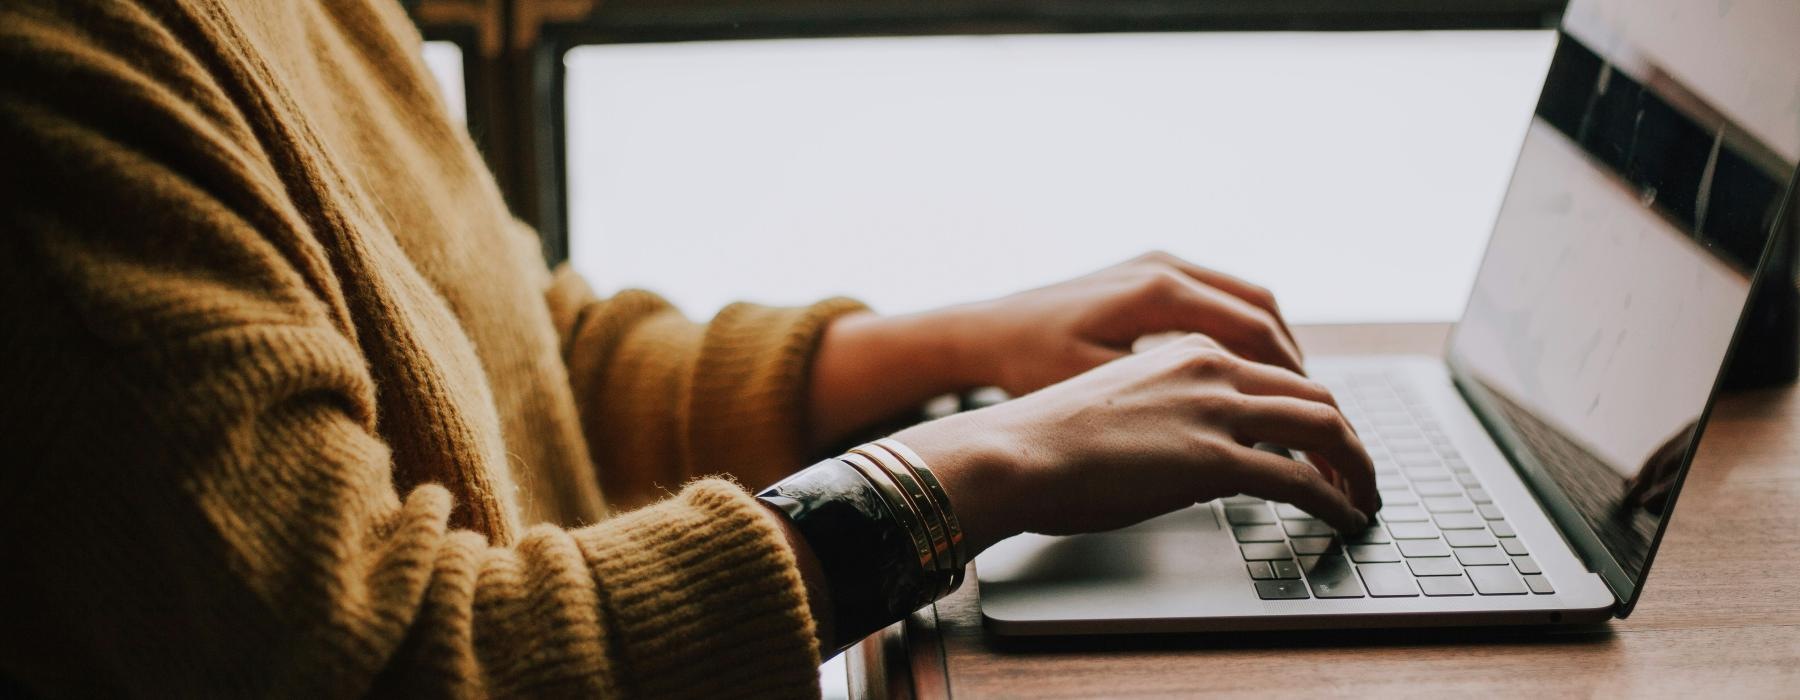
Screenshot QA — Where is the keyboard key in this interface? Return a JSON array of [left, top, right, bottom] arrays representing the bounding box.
[[1349, 527, 1393, 544], [1397, 539, 1452, 558], [1456, 547, 1509, 566], [1490, 521, 1517, 537], [1376, 474, 1409, 490], [1382, 426, 1423, 440], [1274, 503, 1313, 520], [1247, 561, 1275, 580], [1478, 504, 1506, 520], [1512, 555, 1542, 575], [1424, 496, 1473, 513], [1371, 411, 1411, 427], [1304, 555, 1367, 598], [1467, 566, 1529, 595], [1290, 537, 1337, 556], [1397, 454, 1440, 469], [1378, 506, 1430, 522], [1222, 494, 1264, 505], [1387, 522, 1440, 539], [1357, 562, 1422, 597], [1233, 525, 1287, 542], [1284, 520, 1336, 537], [1419, 575, 1476, 596], [1405, 467, 1453, 482], [1416, 481, 1462, 497], [1255, 579, 1311, 600], [1299, 555, 1320, 570], [1271, 559, 1303, 580], [1446, 530, 1498, 548], [1241, 543, 1294, 560], [1389, 439, 1433, 454], [1467, 488, 1492, 503], [1348, 544, 1402, 563], [1378, 489, 1419, 505], [1226, 505, 1276, 525], [1457, 472, 1483, 486], [1523, 574, 1555, 594], [1498, 537, 1529, 556], [1408, 557, 1463, 576], [1434, 513, 1486, 530]]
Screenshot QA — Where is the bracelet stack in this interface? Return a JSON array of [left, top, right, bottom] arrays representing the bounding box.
[[755, 438, 967, 649], [850, 439, 968, 597]]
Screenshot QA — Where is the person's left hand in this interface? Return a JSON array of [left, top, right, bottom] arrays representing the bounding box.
[[944, 251, 1304, 396]]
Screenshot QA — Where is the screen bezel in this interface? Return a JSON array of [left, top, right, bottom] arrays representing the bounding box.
[[1442, 30, 1798, 614]]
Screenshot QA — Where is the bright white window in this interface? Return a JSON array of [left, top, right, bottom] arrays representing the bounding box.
[[562, 31, 1554, 324], [421, 40, 467, 125]]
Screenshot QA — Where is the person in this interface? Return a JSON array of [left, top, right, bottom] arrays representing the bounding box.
[[0, 0, 1377, 696]]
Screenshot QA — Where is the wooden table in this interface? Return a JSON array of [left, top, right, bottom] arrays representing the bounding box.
[[847, 323, 1800, 698]]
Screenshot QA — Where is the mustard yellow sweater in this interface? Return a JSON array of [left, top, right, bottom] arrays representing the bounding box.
[[0, 0, 866, 695]]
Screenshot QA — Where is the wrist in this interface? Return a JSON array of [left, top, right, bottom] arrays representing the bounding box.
[[854, 304, 995, 394], [892, 411, 1023, 556]]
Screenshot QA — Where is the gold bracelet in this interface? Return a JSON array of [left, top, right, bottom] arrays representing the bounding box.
[[844, 450, 956, 602], [871, 439, 972, 590], [873, 439, 967, 594], [851, 445, 958, 601], [863, 444, 962, 597], [849, 446, 949, 566], [874, 439, 966, 566], [837, 453, 936, 573]]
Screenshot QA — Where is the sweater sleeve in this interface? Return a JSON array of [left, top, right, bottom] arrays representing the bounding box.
[[546, 269, 867, 510], [0, 4, 820, 696]]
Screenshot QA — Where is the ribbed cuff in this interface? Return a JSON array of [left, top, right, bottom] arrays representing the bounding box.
[[573, 479, 820, 698], [687, 297, 870, 489]]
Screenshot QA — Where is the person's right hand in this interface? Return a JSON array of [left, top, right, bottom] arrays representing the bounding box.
[[894, 334, 1378, 556]]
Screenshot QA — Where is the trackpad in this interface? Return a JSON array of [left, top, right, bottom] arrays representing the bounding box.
[[978, 505, 1225, 584]]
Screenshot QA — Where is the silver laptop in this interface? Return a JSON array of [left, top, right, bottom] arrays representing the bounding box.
[[978, 0, 1800, 635]]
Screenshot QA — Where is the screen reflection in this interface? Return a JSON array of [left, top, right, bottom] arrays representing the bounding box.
[[1448, 0, 1797, 588]]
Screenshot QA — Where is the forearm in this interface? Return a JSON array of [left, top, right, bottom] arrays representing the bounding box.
[[807, 308, 990, 450]]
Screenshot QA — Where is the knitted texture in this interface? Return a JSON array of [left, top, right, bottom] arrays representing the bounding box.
[[0, 0, 862, 695]]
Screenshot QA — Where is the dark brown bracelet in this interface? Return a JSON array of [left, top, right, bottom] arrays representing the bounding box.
[[756, 458, 942, 651]]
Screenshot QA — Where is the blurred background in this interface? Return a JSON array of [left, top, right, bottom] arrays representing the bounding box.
[[406, 0, 1569, 693], [408, 0, 1564, 325]]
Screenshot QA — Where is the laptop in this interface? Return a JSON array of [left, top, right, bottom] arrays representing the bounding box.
[[977, 0, 1800, 635]]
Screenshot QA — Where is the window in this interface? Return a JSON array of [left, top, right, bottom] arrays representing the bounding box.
[[563, 31, 1554, 322], [421, 40, 467, 125]]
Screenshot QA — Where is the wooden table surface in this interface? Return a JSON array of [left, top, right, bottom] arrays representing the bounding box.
[[847, 323, 1800, 698]]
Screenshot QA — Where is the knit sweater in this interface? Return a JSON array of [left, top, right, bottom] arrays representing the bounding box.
[[0, 0, 866, 696]]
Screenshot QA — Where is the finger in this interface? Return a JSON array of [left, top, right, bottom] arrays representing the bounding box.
[[1182, 281, 1306, 374], [1133, 331, 1220, 354], [1222, 359, 1342, 412], [1139, 252, 1300, 357], [1220, 443, 1369, 533], [1144, 274, 1306, 374], [1226, 395, 1379, 517]]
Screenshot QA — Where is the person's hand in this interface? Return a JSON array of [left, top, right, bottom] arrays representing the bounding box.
[[891, 335, 1378, 555], [807, 250, 1303, 450], [1624, 420, 1698, 514], [945, 251, 1304, 397]]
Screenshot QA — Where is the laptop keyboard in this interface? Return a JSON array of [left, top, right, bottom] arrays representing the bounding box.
[[1229, 369, 1554, 600]]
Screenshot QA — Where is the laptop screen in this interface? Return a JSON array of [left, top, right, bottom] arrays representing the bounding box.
[[1446, 0, 1798, 610]]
